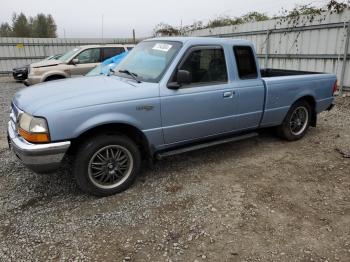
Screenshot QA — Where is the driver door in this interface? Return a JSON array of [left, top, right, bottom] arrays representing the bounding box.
[[160, 46, 238, 145]]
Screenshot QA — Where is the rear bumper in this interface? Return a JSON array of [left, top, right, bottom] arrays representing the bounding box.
[[7, 121, 70, 173]]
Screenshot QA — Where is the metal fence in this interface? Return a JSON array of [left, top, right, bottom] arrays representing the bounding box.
[[188, 10, 350, 92], [0, 37, 137, 74]]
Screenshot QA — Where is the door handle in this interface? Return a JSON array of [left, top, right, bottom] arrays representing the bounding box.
[[223, 91, 234, 98]]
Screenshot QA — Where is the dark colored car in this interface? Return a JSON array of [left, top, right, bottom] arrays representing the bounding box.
[[12, 54, 62, 81], [12, 65, 29, 81]]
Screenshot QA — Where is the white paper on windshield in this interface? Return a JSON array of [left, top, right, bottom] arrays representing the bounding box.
[[152, 43, 172, 52]]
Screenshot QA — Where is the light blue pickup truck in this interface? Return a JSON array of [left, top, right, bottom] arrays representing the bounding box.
[[8, 37, 337, 196]]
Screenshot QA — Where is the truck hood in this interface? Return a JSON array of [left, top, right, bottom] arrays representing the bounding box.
[[31, 59, 63, 68], [13, 76, 154, 115]]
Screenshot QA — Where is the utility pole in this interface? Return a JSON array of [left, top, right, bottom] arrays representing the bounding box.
[[132, 29, 136, 44], [101, 14, 104, 40], [180, 19, 183, 35], [339, 20, 350, 95], [265, 30, 271, 69]]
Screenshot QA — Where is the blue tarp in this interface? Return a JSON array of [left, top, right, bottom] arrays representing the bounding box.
[[86, 51, 128, 76]]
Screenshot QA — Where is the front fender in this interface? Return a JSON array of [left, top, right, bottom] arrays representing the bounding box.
[[72, 112, 144, 138], [42, 70, 69, 81], [47, 100, 162, 144]]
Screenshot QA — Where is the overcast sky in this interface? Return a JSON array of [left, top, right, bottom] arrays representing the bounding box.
[[1, 0, 322, 38]]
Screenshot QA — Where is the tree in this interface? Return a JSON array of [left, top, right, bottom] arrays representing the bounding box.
[[11, 12, 31, 37], [31, 13, 57, 38], [46, 14, 57, 38], [0, 12, 57, 38], [32, 14, 48, 37], [0, 22, 12, 37]]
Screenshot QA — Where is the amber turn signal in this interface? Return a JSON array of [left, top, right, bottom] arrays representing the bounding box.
[[18, 127, 50, 143]]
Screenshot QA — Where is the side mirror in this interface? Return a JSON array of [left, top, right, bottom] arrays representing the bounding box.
[[71, 58, 79, 65], [168, 70, 192, 90], [177, 70, 191, 85]]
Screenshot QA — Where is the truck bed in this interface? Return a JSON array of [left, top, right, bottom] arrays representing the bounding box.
[[261, 68, 322, 78], [259, 68, 335, 128]]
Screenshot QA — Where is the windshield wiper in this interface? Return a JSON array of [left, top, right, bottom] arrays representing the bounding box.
[[118, 69, 141, 83]]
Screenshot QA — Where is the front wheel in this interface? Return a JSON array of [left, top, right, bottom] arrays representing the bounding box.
[[277, 100, 312, 141], [73, 134, 141, 196]]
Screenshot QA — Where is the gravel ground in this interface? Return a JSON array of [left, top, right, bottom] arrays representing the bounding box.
[[0, 77, 349, 261]]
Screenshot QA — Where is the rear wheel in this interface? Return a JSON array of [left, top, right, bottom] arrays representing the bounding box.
[[73, 134, 141, 196], [277, 100, 312, 141]]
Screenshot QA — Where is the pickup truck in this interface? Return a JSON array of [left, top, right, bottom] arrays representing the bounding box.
[[8, 37, 337, 196]]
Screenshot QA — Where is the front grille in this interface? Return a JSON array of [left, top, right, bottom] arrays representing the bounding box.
[[10, 103, 22, 133]]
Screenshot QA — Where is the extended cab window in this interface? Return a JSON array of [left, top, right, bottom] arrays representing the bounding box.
[[102, 47, 125, 60], [75, 48, 101, 64], [174, 48, 227, 86], [233, 46, 258, 79]]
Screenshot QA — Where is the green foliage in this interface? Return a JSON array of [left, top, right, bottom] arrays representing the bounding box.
[[153, 0, 349, 36], [0, 22, 12, 37], [11, 12, 31, 37], [182, 21, 204, 32], [275, 0, 349, 19], [206, 15, 243, 28], [0, 12, 57, 37], [204, 12, 270, 29], [153, 11, 269, 36], [241, 12, 270, 23], [31, 13, 57, 38], [153, 23, 181, 37], [326, 0, 349, 13]]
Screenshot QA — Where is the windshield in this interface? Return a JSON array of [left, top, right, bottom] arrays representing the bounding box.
[[114, 41, 182, 82], [58, 47, 81, 63]]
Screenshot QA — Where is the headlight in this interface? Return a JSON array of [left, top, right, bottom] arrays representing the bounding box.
[[18, 112, 50, 143]]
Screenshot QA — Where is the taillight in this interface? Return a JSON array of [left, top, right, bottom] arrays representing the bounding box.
[[333, 81, 338, 95]]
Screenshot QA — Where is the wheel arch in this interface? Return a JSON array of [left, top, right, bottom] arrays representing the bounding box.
[[68, 123, 153, 159], [44, 74, 66, 81], [291, 95, 317, 127]]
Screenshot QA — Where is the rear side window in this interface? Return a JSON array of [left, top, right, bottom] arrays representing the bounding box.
[[233, 46, 258, 79], [102, 47, 125, 60], [174, 47, 228, 86]]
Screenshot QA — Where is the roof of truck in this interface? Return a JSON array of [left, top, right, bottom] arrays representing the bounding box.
[[146, 37, 253, 46]]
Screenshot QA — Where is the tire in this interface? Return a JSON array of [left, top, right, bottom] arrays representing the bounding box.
[[73, 134, 141, 197], [277, 100, 312, 141]]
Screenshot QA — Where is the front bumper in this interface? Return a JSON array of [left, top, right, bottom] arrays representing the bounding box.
[[24, 75, 42, 86], [13, 71, 28, 81], [7, 121, 70, 173]]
